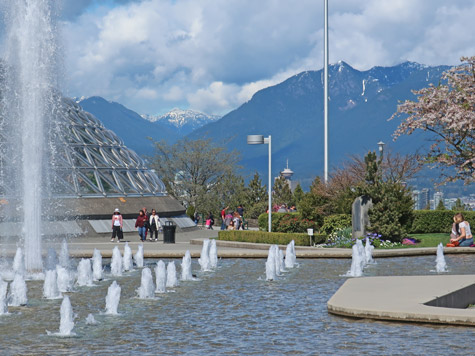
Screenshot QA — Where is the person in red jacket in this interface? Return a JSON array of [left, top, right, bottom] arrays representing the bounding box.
[[135, 209, 148, 242], [111, 208, 123, 242]]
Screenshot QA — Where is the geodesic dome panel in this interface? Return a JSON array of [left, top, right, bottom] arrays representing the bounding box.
[[0, 95, 167, 198]]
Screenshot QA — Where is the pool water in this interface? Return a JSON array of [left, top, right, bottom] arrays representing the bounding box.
[[1, 255, 474, 355]]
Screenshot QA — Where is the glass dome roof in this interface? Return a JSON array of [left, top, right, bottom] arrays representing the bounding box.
[[0, 96, 167, 198]]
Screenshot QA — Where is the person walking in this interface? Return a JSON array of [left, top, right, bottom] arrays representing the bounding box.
[[111, 208, 123, 242], [206, 212, 215, 230], [135, 209, 148, 242], [237, 204, 245, 230], [149, 209, 162, 242], [142, 207, 149, 240], [220, 206, 228, 230], [449, 213, 473, 247]]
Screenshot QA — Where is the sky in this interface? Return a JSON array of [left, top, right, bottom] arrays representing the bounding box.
[[23, 0, 475, 116]]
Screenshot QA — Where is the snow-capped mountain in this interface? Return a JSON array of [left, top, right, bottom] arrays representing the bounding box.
[[142, 108, 220, 135], [188, 61, 450, 187]]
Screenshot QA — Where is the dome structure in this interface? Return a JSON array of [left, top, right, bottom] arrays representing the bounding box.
[[0, 97, 167, 198]]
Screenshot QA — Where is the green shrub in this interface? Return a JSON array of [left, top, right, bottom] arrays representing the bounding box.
[[218, 230, 326, 246], [258, 212, 319, 233], [320, 214, 351, 235], [186, 205, 195, 220], [409, 210, 475, 234]]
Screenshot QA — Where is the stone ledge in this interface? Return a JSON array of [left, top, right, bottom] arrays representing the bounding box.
[[191, 239, 475, 258], [327, 275, 475, 327]]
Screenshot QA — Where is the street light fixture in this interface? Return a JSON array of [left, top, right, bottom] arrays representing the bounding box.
[[247, 135, 272, 232]]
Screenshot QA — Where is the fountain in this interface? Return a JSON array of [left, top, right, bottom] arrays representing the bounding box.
[[155, 260, 167, 293], [45, 248, 58, 271], [347, 243, 363, 277], [56, 265, 72, 293], [134, 244, 144, 268], [278, 249, 286, 273], [166, 261, 178, 288], [137, 268, 155, 299], [266, 245, 277, 281], [209, 239, 218, 269], [198, 239, 211, 271], [436, 243, 448, 273], [356, 239, 366, 267], [181, 250, 193, 281], [123, 243, 133, 271], [364, 237, 375, 265], [85, 314, 97, 325], [284, 240, 296, 269], [8, 273, 28, 306], [43, 269, 61, 299], [91, 249, 103, 281], [76, 258, 94, 287], [12, 247, 25, 276], [271, 245, 282, 276], [58, 296, 75, 336], [105, 281, 121, 315], [0, 278, 8, 314], [2, 0, 59, 273], [59, 239, 70, 269], [110, 246, 123, 276]]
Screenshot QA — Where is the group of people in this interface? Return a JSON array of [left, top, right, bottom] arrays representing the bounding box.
[[110, 207, 163, 242], [220, 205, 245, 230], [448, 213, 473, 247]]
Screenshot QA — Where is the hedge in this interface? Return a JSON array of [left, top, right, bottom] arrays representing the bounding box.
[[409, 210, 475, 234], [218, 230, 326, 246], [257, 212, 319, 233]]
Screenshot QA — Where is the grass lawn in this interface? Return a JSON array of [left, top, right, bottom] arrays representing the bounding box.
[[407, 233, 450, 248]]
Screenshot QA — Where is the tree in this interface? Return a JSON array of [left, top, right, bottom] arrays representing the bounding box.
[[149, 138, 241, 214], [245, 172, 268, 218], [292, 184, 304, 207], [297, 177, 328, 226], [272, 174, 293, 207], [452, 198, 466, 211], [390, 56, 475, 183], [357, 151, 414, 242], [436, 199, 446, 211]]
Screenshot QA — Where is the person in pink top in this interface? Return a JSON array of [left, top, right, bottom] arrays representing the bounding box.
[[111, 208, 123, 242]]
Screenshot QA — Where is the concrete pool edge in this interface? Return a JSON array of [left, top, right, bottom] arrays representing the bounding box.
[[192, 239, 475, 258], [327, 275, 475, 327]]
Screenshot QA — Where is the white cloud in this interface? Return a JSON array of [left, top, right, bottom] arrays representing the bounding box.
[[58, 0, 475, 115]]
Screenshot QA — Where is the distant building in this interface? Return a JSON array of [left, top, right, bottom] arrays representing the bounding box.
[[412, 188, 429, 210], [420, 188, 429, 209], [434, 191, 444, 209], [412, 190, 420, 210], [276, 160, 298, 192]]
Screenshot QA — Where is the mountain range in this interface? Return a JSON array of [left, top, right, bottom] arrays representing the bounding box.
[[77, 97, 219, 154], [141, 108, 220, 136], [78, 61, 451, 188], [188, 61, 449, 187]]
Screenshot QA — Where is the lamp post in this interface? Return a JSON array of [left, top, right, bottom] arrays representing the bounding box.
[[247, 135, 272, 232], [323, 0, 329, 184], [377, 141, 385, 159]]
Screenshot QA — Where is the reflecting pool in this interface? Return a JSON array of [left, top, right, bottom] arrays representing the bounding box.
[[1, 255, 475, 355]]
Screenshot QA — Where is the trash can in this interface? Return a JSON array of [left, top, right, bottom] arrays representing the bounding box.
[[163, 221, 176, 244]]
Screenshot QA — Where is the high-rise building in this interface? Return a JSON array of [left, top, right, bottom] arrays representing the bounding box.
[[412, 190, 420, 210], [434, 191, 444, 209], [420, 188, 429, 210], [412, 188, 430, 210]]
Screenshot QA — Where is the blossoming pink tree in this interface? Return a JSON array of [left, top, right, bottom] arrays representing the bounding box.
[[390, 56, 475, 183]]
